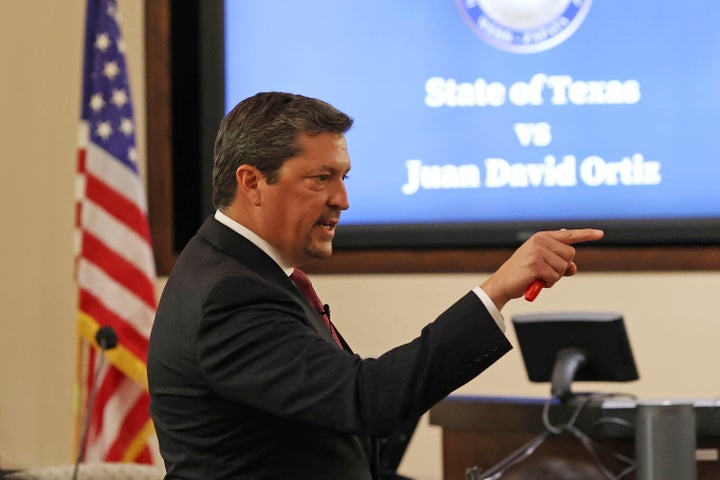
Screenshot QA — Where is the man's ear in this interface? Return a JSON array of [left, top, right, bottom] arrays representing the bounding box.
[[235, 165, 263, 206]]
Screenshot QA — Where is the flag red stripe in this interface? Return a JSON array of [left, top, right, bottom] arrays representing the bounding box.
[[84, 172, 152, 241], [86, 365, 125, 455], [135, 446, 153, 464], [79, 346, 98, 460], [88, 364, 150, 462], [77, 149, 87, 174], [81, 231, 156, 309], [105, 391, 151, 461], [78, 290, 148, 362], [76, 149, 87, 230]]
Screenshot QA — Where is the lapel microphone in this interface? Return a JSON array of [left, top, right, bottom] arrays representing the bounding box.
[[322, 304, 331, 320]]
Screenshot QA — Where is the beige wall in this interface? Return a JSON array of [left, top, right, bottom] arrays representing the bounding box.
[[1, 2, 718, 479], [0, 0, 145, 469]]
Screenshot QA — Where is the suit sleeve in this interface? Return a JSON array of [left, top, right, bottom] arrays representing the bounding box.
[[196, 274, 512, 438]]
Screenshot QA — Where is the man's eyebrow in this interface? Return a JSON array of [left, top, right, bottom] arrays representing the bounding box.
[[315, 164, 351, 173]]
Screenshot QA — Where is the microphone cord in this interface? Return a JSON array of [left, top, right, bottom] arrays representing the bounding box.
[[72, 326, 118, 479], [71, 346, 108, 480]]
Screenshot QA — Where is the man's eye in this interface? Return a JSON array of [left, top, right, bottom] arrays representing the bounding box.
[[342, 174, 350, 181], [316, 174, 330, 182]]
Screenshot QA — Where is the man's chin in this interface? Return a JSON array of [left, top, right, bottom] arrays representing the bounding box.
[[304, 242, 333, 261]]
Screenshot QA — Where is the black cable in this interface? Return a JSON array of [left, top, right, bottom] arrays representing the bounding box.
[[466, 392, 639, 480], [541, 392, 636, 480], [474, 430, 551, 480]]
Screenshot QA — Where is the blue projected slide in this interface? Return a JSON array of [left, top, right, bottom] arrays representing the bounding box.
[[224, 0, 720, 228]]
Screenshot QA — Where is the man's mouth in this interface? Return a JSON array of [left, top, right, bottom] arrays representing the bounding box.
[[317, 217, 339, 231], [319, 220, 337, 229]]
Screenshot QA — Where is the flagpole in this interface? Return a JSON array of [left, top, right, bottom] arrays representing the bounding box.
[[72, 331, 86, 461]]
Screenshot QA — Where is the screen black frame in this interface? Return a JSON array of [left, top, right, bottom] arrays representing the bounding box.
[[147, 0, 720, 274]]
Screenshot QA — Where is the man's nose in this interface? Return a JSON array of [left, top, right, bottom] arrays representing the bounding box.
[[329, 180, 349, 211]]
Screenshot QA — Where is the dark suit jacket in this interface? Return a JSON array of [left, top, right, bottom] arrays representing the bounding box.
[[148, 216, 512, 480]]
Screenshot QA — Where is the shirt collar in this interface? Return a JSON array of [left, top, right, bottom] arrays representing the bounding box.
[[214, 210, 294, 276]]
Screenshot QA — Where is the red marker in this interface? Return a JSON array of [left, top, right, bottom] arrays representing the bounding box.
[[524, 279, 545, 302]]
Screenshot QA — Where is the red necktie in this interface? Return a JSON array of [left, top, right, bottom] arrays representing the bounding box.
[[290, 269, 343, 348]]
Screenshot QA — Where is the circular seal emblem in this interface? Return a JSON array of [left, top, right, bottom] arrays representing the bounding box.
[[457, 0, 592, 54]]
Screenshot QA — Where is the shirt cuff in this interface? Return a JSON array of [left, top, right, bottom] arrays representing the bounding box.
[[471, 286, 506, 333]]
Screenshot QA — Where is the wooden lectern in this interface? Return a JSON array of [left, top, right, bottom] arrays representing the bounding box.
[[429, 396, 720, 480]]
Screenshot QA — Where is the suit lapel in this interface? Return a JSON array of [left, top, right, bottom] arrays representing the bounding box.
[[196, 216, 342, 346]]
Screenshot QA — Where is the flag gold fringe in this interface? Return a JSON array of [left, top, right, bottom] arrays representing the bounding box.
[[77, 312, 149, 390], [123, 419, 157, 462], [74, 311, 153, 461]]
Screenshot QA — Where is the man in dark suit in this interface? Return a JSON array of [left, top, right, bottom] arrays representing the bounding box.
[[147, 92, 603, 479]]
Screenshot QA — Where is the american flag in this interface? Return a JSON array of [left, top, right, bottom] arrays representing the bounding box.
[[75, 0, 159, 463]]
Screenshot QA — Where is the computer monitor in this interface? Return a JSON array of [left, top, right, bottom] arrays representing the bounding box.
[[512, 312, 639, 400]]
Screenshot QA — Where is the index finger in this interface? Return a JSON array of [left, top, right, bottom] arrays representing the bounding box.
[[549, 228, 605, 245]]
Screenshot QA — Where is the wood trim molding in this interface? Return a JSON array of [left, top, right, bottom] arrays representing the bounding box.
[[301, 245, 720, 274], [145, 0, 176, 276], [144, 0, 720, 276]]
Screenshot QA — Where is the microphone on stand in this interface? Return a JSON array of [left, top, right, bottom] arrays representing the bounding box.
[[95, 326, 118, 350], [72, 326, 118, 480]]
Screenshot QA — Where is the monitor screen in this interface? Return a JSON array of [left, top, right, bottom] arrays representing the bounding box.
[[512, 312, 639, 398], [206, 1, 720, 249]]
